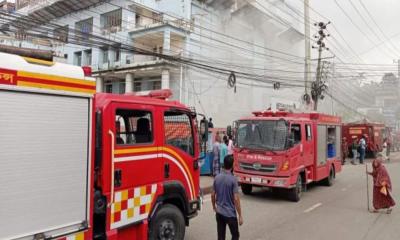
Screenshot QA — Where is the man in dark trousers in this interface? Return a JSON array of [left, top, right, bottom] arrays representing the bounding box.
[[211, 155, 243, 240]]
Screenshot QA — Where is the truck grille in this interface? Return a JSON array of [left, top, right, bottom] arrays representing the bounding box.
[[239, 162, 276, 173]]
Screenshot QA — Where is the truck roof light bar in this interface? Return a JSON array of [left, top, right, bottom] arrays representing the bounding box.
[[133, 89, 173, 100]]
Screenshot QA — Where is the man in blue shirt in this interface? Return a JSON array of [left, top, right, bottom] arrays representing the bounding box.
[[212, 155, 243, 240], [359, 136, 367, 164]]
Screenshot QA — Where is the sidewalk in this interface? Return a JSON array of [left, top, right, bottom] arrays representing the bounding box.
[[200, 175, 214, 195]]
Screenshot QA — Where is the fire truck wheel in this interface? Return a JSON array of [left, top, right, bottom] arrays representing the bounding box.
[[288, 176, 302, 202], [323, 167, 335, 187], [241, 184, 253, 195], [149, 204, 185, 240]]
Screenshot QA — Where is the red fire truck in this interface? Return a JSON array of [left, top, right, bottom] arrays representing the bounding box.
[[342, 119, 387, 158], [0, 52, 207, 240], [232, 111, 342, 202]]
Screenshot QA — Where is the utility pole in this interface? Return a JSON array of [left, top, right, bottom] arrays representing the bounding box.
[[303, 0, 311, 104], [312, 22, 330, 111]]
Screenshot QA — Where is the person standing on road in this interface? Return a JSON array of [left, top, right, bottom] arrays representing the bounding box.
[[212, 155, 243, 240], [382, 138, 389, 162], [220, 136, 229, 169], [367, 155, 395, 214], [213, 134, 221, 176], [209, 118, 214, 128], [341, 137, 348, 165], [351, 138, 358, 165], [359, 136, 367, 164], [227, 135, 234, 156]]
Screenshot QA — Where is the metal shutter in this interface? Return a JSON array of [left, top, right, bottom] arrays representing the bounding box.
[[0, 90, 90, 240]]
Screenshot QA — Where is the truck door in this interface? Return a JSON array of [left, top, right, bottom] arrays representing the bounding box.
[[303, 123, 314, 166], [108, 103, 162, 230], [287, 123, 303, 172], [162, 109, 199, 202]]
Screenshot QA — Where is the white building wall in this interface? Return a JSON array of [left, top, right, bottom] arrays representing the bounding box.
[[186, 1, 304, 127]]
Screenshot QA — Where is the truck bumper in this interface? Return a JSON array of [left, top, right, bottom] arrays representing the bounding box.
[[187, 197, 201, 219], [236, 172, 294, 189]]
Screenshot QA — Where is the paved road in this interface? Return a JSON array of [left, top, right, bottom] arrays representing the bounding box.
[[186, 154, 400, 240]]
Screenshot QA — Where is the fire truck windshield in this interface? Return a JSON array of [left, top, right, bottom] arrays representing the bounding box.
[[236, 120, 288, 151]]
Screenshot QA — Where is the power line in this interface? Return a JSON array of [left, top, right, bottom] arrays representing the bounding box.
[[357, 0, 400, 54]]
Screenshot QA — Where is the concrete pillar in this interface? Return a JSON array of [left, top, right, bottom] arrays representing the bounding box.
[[125, 73, 134, 93], [163, 29, 171, 55], [161, 69, 170, 89], [96, 76, 104, 93]]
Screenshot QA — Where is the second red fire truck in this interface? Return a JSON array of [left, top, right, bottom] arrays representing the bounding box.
[[342, 119, 389, 158], [232, 110, 342, 202], [0, 52, 207, 240]]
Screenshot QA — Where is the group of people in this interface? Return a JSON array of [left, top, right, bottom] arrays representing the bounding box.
[[212, 134, 234, 176], [343, 135, 390, 165]]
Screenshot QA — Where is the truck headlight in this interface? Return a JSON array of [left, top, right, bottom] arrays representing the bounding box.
[[274, 180, 286, 186]]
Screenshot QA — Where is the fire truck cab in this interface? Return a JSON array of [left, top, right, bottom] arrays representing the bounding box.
[[233, 111, 342, 202], [0, 52, 206, 240]]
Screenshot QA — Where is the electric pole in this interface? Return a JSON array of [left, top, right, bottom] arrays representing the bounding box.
[[303, 0, 311, 105], [312, 22, 330, 111]]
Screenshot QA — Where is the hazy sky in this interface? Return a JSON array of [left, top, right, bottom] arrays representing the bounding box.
[[298, 0, 400, 65]]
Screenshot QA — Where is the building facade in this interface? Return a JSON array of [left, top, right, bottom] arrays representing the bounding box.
[[10, 0, 305, 126]]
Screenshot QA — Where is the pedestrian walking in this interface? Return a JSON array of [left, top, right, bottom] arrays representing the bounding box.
[[367, 155, 396, 214], [227, 135, 234, 155], [359, 136, 367, 164], [381, 138, 389, 162], [220, 136, 229, 169], [208, 118, 214, 128], [386, 138, 391, 161], [341, 137, 348, 165], [351, 138, 358, 165], [213, 134, 221, 176], [212, 155, 243, 240]]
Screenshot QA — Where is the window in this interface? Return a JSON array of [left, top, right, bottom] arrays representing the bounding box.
[[290, 124, 301, 144], [83, 49, 92, 66], [152, 80, 161, 90], [101, 47, 108, 64], [164, 111, 194, 156], [306, 124, 312, 141], [134, 82, 142, 92], [115, 49, 120, 62], [327, 127, 338, 158], [105, 82, 113, 93], [115, 109, 153, 145], [101, 9, 122, 31], [118, 81, 125, 94], [54, 25, 68, 43], [75, 18, 93, 40], [74, 51, 82, 66]]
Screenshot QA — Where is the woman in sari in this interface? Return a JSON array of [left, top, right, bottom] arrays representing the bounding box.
[[367, 155, 395, 213]]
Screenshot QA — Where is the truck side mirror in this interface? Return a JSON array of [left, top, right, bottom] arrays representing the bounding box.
[[200, 118, 208, 142], [227, 125, 232, 137], [287, 132, 295, 148], [288, 139, 294, 148]]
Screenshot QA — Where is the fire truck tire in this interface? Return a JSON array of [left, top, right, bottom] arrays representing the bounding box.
[[288, 175, 302, 202], [241, 184, 253, 195], [323, 167, 335, 187], [149, 204, 185, 240]]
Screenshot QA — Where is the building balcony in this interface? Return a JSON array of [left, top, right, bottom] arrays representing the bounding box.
[[14, 0, 103, 28]]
